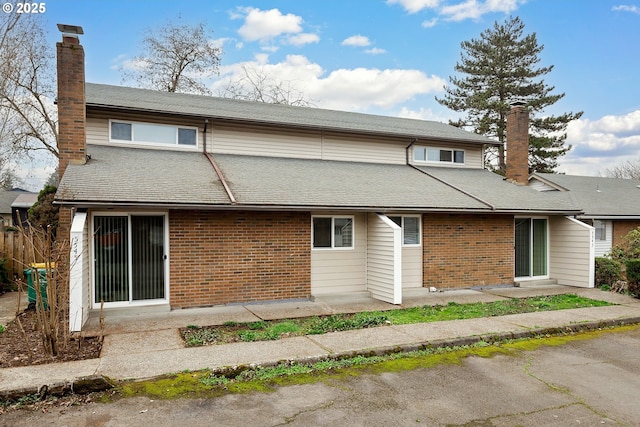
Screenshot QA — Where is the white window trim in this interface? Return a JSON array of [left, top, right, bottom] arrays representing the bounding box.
[[388, 215, 422, 247], [413, 146, 465, 165], [514, 216, 550, 281], [109, 119, 199, 149], [311, 215, 355, 251], [90, 211, 170, 309]]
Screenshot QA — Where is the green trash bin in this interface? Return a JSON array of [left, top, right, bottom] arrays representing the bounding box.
[[24, 263, 52, 310]]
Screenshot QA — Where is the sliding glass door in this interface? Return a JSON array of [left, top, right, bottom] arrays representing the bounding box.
[[515, 218, 548, 278], [94, 214, 166, 304]]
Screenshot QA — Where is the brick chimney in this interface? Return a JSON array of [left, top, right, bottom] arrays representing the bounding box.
[[505, 100, 529, 185], [56, 24, 86, 181]]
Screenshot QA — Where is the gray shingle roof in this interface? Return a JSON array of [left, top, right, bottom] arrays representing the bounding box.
[[214, 154, 488, 210], [533, 173, 640, 217], [57, 144, 581, 214], [85, 83, 497, 146], [57, 145, 229, 206], [416, 167, 580, 213]]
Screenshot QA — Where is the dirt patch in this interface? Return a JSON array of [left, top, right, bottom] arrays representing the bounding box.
[[0, 310, 102, 368]]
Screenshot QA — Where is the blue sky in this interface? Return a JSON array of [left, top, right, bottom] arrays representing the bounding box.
[[20, 0, 640, 185]]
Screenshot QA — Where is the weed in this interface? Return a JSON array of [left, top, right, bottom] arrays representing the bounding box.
[[0, 324, 5, 334], [223, 321, 238, 327], [239, 331, 257, 342], [186, 324, 198, 329], [248, 321, 266, 330]]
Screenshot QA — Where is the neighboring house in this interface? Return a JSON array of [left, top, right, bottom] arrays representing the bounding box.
[[530, 173, 640, 257], [54, 28, 594, 332], [0, 189, 37, 229]]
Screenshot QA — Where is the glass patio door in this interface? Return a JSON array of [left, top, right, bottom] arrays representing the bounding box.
[[515, 218, 548, 278], [94, 215, 166, 304]]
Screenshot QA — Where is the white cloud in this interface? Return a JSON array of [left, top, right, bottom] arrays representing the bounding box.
[[422, 18, 439, 28], [560, 110, 640, 175], [612, 4, 640, 14], [365, 47, 387, 55], [389, 0, 524, 22], [387, 0, 441, 13], [236, 8, 304, 42], [440, 0, 522, 22], [212, 55, 446, 112], [286, 33, 320, 46], [342, 35, 371, 47]]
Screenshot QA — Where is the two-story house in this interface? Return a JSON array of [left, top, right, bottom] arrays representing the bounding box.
[[54, 28, 594, 332]]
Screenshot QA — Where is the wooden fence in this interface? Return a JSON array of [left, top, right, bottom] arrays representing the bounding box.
[[0, 231, 45, 280]]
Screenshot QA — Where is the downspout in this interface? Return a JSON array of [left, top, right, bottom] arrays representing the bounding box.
[[411, 164, 496, 210], [202, 119, 237, 205], [405, 138, 417, 165]]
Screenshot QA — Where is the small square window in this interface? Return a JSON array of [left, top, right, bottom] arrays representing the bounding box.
[[178, 128, 197, 145], [313, 217, 353, 249], [111, 122, 132, 141], [454, 150, 465, 163]]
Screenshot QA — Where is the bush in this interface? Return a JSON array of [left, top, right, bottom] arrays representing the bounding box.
[[625, 259, 640, 297], [611, 227, 640, 262], [594, 257, 622, 288]]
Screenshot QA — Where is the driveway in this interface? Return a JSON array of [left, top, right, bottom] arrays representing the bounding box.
[[2, 325, 639, 426]]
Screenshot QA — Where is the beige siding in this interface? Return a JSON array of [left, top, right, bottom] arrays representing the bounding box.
[[211, 125, 322, 158], [311, 213, 367, 295], [402, 246, 422, 288], [366, 214, 402, 304], [322, 135, 406, 164], [549, 216, 594, 288]]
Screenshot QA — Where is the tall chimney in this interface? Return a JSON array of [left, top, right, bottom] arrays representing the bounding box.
[[56, 24, 86, 181], [505, 100, 529, 185]]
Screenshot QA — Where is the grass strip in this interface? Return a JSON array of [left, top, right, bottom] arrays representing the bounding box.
[[181, 294, 612, 346]]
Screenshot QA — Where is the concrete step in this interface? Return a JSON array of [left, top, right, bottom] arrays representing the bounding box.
[[515, 279, 559, 288]]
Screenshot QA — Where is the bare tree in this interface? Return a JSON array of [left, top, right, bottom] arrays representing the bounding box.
[[0, 12, 58, 158], [604, 159, 640, 179], [122, 20, 222, 95], [217, 65, 314, 106]]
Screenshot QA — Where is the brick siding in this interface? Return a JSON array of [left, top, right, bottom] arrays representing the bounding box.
[[612, 220, 640, 248], [169, 210, 311, 308], [505, 105, 529, 185], [423, 214, 514, 288]]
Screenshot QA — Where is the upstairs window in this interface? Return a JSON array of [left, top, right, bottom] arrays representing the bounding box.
[[110, 120, 197, 147], [388, 215, 421, 246], [594, 220, 606, 241], [414, 147, 464, 165]]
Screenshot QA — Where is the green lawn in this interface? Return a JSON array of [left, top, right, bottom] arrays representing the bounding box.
[[181, 294, 612, 347]]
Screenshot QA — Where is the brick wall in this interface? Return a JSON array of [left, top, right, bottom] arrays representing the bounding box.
[[612, 220, 640, 247], [169, 210, 311, 308], [56, 35, 86, 179], [505, 104, 529, 185], [423, 214, 514, 288]]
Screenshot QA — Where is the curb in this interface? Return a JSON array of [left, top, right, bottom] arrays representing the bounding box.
[[2, 317, 639, 403]]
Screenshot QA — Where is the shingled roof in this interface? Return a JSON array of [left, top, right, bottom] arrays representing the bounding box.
[[532, 173, 640, 218], [85, 83, 498, 146]]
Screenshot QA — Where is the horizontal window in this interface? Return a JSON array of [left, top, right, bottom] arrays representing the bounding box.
[[389, 215, 421, 245], [414, 147, 464, 164], [312, 216, 354, 249], [110, 120, 197, 147]]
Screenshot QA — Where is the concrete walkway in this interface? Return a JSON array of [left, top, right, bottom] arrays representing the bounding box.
[[1, 286, 640, 400]]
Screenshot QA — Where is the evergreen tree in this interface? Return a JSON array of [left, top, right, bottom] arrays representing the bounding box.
[[436, 16, 582, 174]]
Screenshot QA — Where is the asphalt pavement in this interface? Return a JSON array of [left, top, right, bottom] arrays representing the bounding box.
[[1, 285, 639, 401]]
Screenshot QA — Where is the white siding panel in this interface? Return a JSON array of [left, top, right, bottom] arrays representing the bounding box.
[[549, 216, 594, 288], [367, 214, 402, 304], [311, 213, 367, 295], [594, 220, 613, 257], [69, 212, 89, 332], [212, 126, 322, 159], [402, 247, 422, 288], [322, 136, 405, 164]]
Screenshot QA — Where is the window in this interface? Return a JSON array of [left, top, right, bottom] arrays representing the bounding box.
[[594, 220, 606, 241], [414, 147, 464, 164], [389, 216, 421, 245], [110, 120, 197, 147], [312, 216, 354, 249]]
